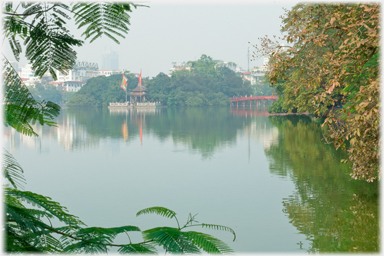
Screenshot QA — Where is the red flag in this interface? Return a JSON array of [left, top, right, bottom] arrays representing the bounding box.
[[139, 69, 142, 87], [140, 124, 143, 145]]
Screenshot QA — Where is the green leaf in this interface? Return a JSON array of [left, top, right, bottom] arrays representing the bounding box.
[[3, 149, 26, 189], [3, 58, 61, 137], [142, 227, 200, 254], [201, 223, 236, 242], [136, 206, 177, 219], [182, 231, 234, 254], [72, 3, 146, 44], [118, 243, 157, 254]]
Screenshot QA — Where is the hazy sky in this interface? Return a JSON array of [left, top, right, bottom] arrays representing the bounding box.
[[3, 0, 301, 78]]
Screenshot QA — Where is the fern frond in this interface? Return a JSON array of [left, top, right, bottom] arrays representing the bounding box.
[[72, 2, 146, 44], [76, 225, 141, 239], [136, 206, 177, 219], [142, 227, 185, 253], [3, 58, 61, 136], [118, 243, 157, 254], [200, 223, 236, 242], [182, 231, 234, 254], [3, 149, 26, 189], [63, 239, 108, 254], [5, 188, 84, 227]]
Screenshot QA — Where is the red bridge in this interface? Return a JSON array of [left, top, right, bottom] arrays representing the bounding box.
[[230, 95, 278, 109]]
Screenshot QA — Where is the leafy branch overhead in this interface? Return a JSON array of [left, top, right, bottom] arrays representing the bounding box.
[[2, 58, 61, 137], [3, 2, 147, 79], [72, 3, 146, 44]]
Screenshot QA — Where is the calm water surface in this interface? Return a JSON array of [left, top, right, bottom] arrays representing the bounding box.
[[3, 107, 379, 253]]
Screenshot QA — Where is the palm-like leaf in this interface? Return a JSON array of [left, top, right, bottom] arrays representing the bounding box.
[[118, 243, 157, 254], [72, 2, 145, 44], [136, 206, 177, 219], [3, 149, 26, 189], [21, 3, 83, 79], [182, 231, 234, 254], [3, 58, 61, 136], [200, 223, 236, 242], [5, 188, 84, 227], [142, 227, 200, 254], [61, 225, 141, 253]]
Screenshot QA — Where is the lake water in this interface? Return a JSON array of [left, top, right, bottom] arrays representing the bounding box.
[[3, 106, 379, 253]]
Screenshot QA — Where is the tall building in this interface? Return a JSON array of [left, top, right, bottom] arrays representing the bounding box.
[[102, 47, 119, 70]]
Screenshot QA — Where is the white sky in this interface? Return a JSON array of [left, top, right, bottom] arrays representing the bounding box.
[[3, 0, 301, 78]]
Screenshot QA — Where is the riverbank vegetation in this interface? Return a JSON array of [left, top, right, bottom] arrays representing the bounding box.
[[3, 2, 236, 253], [66, 73, 139, 107], [146, 55, 253, 106], [66, 54, 253, 107], [266, 116, 378, 252], [252, 3, 380, 182]]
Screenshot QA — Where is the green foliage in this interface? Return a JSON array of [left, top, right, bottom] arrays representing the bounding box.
[[3, 2, 144, 79], [30, 83, 63, 104], [118, 243, 157, 254], [137, 206, 177, 219], [3, 149, 26, 190], [137, 206, 236, 254], [254, 3, 380, 181], [4, 163, 236, 254], [265, 116, 379, 252], [67, 73, 138, 107], [2, 58, 61, 137], [72, 2, 146, 44], [3, 3, 237, 254], [146, 55, 252, 107]]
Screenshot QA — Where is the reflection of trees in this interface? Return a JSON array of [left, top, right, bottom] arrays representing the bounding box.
[[267, 116, 379, 253], [147, 107, 252, 159], [61, 107, 252, 158]]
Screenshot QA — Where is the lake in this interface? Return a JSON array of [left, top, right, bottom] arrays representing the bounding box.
[[3, 106, 379, 253]]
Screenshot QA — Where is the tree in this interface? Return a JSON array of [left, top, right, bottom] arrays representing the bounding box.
[[252, 3, 380, 181], [3, 2, 236, 253]]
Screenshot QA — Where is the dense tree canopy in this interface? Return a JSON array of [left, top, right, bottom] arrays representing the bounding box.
[[29, 83, 63, 104], [67, 55, 253, 108], [66, 73, 139, 107], [252, 3, 380, 182], [146, 55, 253, 106]]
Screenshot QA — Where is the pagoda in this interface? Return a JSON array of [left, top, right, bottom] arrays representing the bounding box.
[[129, 85, 148, 103], [129, 70, 147, 103]]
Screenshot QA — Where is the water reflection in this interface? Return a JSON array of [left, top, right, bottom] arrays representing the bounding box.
[[265, 116, 379, 252], [5, 107, 279, 158]]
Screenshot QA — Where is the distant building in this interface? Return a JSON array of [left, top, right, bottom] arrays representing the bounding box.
[[72, 61, 99, 81], [65, 81, 86, 92], [169, 62, 191, 76], [19, 64, 40, 87], [98, 69, 126, 77], [102, 47, 119, 70], [215, 61, 237, 72], [55, 61, 99, 83]]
